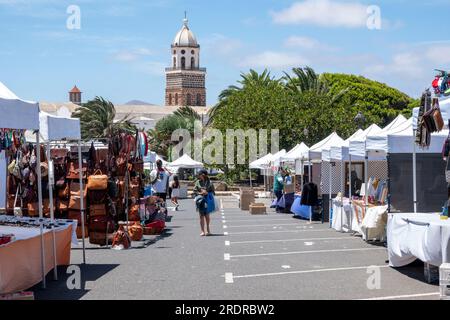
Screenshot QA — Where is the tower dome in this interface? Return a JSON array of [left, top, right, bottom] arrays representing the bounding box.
[[172, 18, 199, 48]]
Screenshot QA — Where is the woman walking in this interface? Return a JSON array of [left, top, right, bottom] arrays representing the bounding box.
[[170, 175, 180, 211], [193, 169, 215, 237]]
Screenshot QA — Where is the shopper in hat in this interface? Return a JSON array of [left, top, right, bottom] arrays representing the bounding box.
[[193, 169, 215, 237]]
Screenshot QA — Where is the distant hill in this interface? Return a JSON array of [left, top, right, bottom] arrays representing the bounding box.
[[124, 100, 157, 106]]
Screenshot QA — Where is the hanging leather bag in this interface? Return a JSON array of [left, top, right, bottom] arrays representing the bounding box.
[[87, 169, 108, 190]]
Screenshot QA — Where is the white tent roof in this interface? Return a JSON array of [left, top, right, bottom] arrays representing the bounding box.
[[309, 132, 344, 161], [249, 153, 273, 169], [388, 121, 448, 154], [282, 143, 309, 161], [0, 81, 40, 130], [26, 111, 81, 142], [271, 149, 287, 167], [324, 129, 364, 161], [169, 154, 204, 169], [349, 115, 407, 160]]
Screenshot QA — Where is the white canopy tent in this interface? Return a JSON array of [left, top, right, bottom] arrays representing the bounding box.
[[0, 81, 46, 288], [391, 104, 449, 213], [282, 143, 310, 187], [169, 154, 204, 169], [249, 153, 273, 190]]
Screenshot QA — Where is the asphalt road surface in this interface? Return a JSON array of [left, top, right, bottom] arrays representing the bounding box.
[[33, 197, 439, 300]]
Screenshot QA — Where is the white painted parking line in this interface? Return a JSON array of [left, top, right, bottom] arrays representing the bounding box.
[[225, 241, 230, 246], [228, 229, 332, 235], [304, 242, 314, 246], [225, 273, 234, 284], [223, 225, 228, 229], [226, 223, 302, 228], [359, 292, 440, 300], [224, 253, 231, 261], [222, 220, 227, 224], [230, 237, 360, 245], [224, 219, 298, 223], [233, 265, 390, 280], [230, 248, 385, 259], [224, 232, 229, 236]]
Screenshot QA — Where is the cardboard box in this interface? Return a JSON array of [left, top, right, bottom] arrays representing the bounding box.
[[240, 188, 255, 211], [250, 203, 267, 215]]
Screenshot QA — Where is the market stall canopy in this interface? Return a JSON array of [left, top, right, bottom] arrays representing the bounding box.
[[26, 112, 81, 142], [349, 115, 406, 160], [249, 153, 273, 169], [324, 129, 364, 161], [388, 120, 448, 154], [282, 143, 310, 162], [0, 81, 39, 130], [309, 132, 344, 161], [365, 117, 413, 159], [271, 149, 287, 167], [169, 154, 204, 169]]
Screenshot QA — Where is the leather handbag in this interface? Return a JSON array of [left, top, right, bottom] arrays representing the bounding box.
[[58, 182, 70, 199], [69, 195, 87, 210], [132, 159, 144, 173], [89, 216, 115, 233], [129, 179, 140, 199], [66, 161, 87, 180], [76, 225, 89, 239], [27, 202, 39, 217], [128, 204, 141, 221], [88, 189, 107, 204], [70, 182, 87, 197], [90, 204, 106, 217], [433, 107, 444, 132], [116, 154, 128, 176], [112, 225, 131, 249], [127, 222, 143, 241], [87, 169, 108, 190], [57, 199, 70, 212]]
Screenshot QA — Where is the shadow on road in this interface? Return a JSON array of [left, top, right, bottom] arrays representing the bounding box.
[[32, 263, 119, 300]]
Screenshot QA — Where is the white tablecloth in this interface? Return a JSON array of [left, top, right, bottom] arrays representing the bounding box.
[[0, 216, 78, 247], [351, 203, 388, 241], [332, 198, 353, 232], [388, 212, 450, 267]]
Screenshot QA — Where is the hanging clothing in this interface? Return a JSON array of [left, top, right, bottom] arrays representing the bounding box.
[[301, 182, 319, 206]]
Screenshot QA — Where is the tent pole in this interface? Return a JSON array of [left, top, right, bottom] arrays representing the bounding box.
[[47, 141, 58, 281], [36, 131, 46, 289], [364, 149, 369, 210], [329, 151, 332, 228], [340, 158, 344, 231], [249, 166, 252, 188], [78, 141, 86, 264], [300, 159, 304, 189], [349, 155, 353, 230], [413, 129, 418, 214], [308, 159, 312, 224]]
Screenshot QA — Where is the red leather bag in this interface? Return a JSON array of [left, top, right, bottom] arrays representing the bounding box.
[[128, 205, 140, 221], [127, 222, 143, 241]]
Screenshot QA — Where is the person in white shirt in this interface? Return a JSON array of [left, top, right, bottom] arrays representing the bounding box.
[[152, 160, 170, 201]]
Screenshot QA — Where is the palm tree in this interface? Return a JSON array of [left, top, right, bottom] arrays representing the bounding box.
[[72, 97, 136, 139], [283, 66, 348, 104]]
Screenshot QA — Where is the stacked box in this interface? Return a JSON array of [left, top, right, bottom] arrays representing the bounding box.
[[240, 188, 255, 211], [250, 203, 267, 215]]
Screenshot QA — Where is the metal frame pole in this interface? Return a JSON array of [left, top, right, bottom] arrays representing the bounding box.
[[36, 131, 46, 289], [78, 141, 86, 264], [47, 141, 58, 280], [413, 129, 418, 213]]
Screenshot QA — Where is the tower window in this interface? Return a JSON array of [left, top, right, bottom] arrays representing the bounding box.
[[175, 93, 178, 105], [173, 50, 176, 54], [173, 57, 176, 68], [169, 94, 172, 105], [181, 50, 186, 54], [186, 94, 191, 106], [191, 57, 195, 69], [196, 93, 201, 106], [191, 50, 195, 54], [181, 57, 186, 69]]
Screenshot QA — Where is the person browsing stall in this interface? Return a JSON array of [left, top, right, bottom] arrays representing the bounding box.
[[152, 159, 170, 201]]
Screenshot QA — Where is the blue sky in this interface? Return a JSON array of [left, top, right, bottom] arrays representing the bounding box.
[[1, 0, 450, 105]]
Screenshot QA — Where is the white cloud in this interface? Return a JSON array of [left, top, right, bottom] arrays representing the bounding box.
[[271, 0, 368, 28], [239, 51, 309, 69], [203, 34, 243, 56], [284, 36, 338, 52], [426, 46, 450, 65], [113, 48, 153, 62]]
